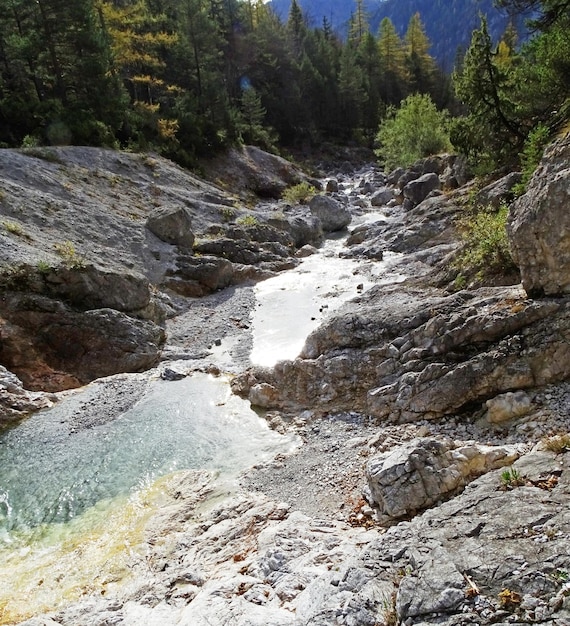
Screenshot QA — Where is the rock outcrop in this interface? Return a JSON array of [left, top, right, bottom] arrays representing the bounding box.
[[233, 285, 570, 422], [0, 292, 165, 391], [365, 437, 523, 523], [20, 449, 570, 626], [201, 145, 312, 199], [0, 365, 54, 421], [508, 133, 570, 297], [234, 140, 570, 427], [0, 146, 322, 415]]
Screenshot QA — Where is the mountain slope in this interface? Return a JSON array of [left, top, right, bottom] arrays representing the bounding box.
[[268, 0, 529, 69]]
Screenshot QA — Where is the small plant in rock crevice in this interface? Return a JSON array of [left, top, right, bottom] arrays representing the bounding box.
[[500, 467, 525, 490], [236, 214, 258, 227], [498, 588, 522, 610], [2, 220, 26, 237], [53, 240, 86, 269], [543, 433, 570, 454], [36, 260, 53, 274], [220, 206, 236, 222]]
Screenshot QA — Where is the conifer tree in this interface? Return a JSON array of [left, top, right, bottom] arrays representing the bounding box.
[[377, 17, 408, 106], [404, 12, 437, 95], [356, 31, 383, 141], [452, 15, 523, 163], [0, 0, 126, 145], [348, 0, 369, 47]]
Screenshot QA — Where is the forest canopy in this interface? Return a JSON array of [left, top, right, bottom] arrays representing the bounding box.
[[0, 0, 567, 171]]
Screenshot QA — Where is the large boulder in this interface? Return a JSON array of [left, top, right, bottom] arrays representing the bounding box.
[[508, 134, 570, 297], [164, 254, 234, 297], [146, 205, 195, 249], [0, 294, 165, 392], [308, 195, 351, 232], [266, 212, 323, 248], [0, 263, 163, 324], [475, 171, 521, 209], [365, 437, 522, 523], [403, 172, 441, 206], [370, 186, 395, 207]]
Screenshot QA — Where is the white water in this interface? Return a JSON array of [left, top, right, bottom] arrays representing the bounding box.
[[251, 233, 405, 367]]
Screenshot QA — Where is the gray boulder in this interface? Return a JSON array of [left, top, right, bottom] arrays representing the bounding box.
[[370, 187, 395, 207], [308, 195, 351, 232], [403, 172, 441, 206], [166, 254, 234, 296], [267, 212, 323, 248], [508, 134, 570, 297], [386, 167, 405, 186], [366, 437, 522, 523], [146, 205, 195, 248], [475, 171, 522, 209]]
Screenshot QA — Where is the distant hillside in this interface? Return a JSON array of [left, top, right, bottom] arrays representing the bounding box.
[[268, 0, 531, 70]]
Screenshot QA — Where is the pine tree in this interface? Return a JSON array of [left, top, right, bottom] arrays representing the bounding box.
[[452, 15, 523, 163], [338, 42, 365, 137]]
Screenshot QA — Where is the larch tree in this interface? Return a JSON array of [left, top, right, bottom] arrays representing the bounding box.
[[348, 0, 368, 47], [377, 17, 408, 106], [404, 12, 437, 95]]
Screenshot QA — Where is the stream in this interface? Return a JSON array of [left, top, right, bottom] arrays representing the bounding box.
[[0, 205, 402, 623]]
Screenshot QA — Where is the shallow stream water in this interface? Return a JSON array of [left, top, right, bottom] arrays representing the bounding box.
[[0, 201, 401, 623]]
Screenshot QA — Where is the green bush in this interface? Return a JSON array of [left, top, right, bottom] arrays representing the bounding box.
[[454, 202, 516, 282], [375, 94, 451, 171], [513, 123, 551, 196], [282, 181, 317, 205]]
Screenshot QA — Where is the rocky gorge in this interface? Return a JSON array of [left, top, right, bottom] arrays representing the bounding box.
[[0, 135, 569, 626]]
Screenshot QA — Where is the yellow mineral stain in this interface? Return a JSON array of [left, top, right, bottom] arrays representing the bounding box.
[[0, 474, 176, 625]]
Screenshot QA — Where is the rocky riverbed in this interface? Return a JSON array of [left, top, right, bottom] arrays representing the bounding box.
[[2, 137, 570, 625]]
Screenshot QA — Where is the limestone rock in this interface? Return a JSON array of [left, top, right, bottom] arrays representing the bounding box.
[[203, 145, 308, 199], [146, 205, 195, 248], [403, 173, 441, 206], [0, 263, 160, 321], [234, 286, 570, 422], [370, 187, 395, 207], [166, 254, 234, 296], [486, 390, 533, 424], [308, 195, 351, 232], [475, 171, 521, 209], [266, 212, 323, 248], [249, 383, 280, 408], [508, 134, 570, 296], [365, 437, 522, 523], [0, 365, 53, 424], [0, 293, 165, 391]]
